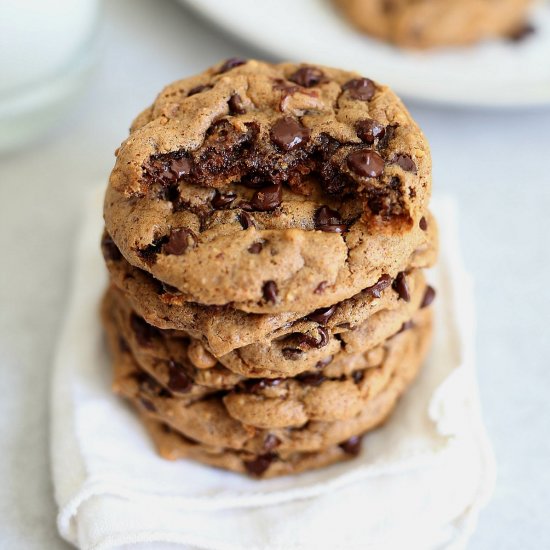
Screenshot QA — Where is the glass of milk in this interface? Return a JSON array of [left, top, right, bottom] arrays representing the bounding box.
[[0, 0, 100, 152]]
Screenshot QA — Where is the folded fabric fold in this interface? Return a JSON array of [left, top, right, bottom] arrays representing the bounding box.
[[51, 185, 495, 550]]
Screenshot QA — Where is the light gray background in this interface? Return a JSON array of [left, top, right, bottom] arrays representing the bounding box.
[[1, 1, 549, 548]]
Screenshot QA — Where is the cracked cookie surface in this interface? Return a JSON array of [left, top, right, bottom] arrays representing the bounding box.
[[104, 59, 431, 313]]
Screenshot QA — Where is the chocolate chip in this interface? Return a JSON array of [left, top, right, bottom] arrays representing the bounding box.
[[339, 435, 362, 456], [228, 93, 245, 114], [342, 78, 375, 101], [163, 228, 196, 255], [263, 434, 281, 452], [188, 84, 211, 96], [347, 149, 385, 177], [282, 347, 303, 360], [270, 117, 310, 151], [263, 280, 278, 303], [251, 183, 282, 211], [101, 233, 122, 261], [244, 453, 274, 476], [398, 320, 414, 333], [167, 360, 192, 393], [391, 153, 417, 173], [356, 119, 386, 144], [248, 241, 264, 254], [365, 274, 392, 298], [392, 272, 410, 302], [245, 378, 283, 393], [314, 281, 328, 294], [169, 157, 192, 178], [420, 285, 436, 308], [314, 206, 348, 234], [297, 372, 326, 386], [352, 371, 364, 384], [130, 313, 159, 346], [238, 211, 256, 230], [218, 57, 246, 73], [296, 327, 329, 349], [211, 190, 236, 209], [419, 216, 428, 231], [289, 66, 324, 87], [307, 305, 337, 325]]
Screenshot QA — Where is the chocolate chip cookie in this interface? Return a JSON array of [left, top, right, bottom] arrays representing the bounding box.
[[100, 59, 438, 477], [109, 305, 432, 454], [142, 416, 361, 478], [102, 214, 437, 357], [105, 263, 430, 379], [104, 59, 432, 313], [334, 0, 533, 49]]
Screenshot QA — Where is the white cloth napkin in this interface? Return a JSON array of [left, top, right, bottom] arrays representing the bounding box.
[[51, 186, 495, 550]]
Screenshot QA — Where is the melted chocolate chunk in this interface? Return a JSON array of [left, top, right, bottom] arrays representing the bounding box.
[[289, 66, 324, 88], [352, 371, 364, 384], [263, 280, 278, 303], [228, 93, 245, 114], [339, 435, 362, 456], [307, 305, 337, 325], [356, 119, 386, 144], [218, 57, 247, 73], [420, 285, 436, 308], [211, 190, 237, 209], [244, 453, 274, 476], [263, 434, 281, 452], [365, 274, 392, 299], [391, 153, 417, 173], [244, 378, 283, 394], [314, 206, 348, 234], [238, 210, 256, 230], [270, 117, 310, 151], [392, 272, 410, 302], [297, 372, 326, 386], [347, 149, 385, 177], [144, 155, 192, 187], [130, 313, 159, 346], [101, 233, 122, 261], [251, 183, 282, 211], [248, 241, 264, 254], [163, 228, 196, 255], [296, 327, 329, 349], [167, 360, 192, 393], [342, 78, 375, 101], [419, 216, 428, 231]]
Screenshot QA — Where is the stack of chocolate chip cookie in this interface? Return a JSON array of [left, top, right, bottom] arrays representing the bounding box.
[[101, 59, 438, 478]]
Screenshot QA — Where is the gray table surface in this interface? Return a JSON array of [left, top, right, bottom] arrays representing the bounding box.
[[1, 0, 549, 548]]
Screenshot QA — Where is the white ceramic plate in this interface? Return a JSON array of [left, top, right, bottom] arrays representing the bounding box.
[[179, 0, 550, 108]]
